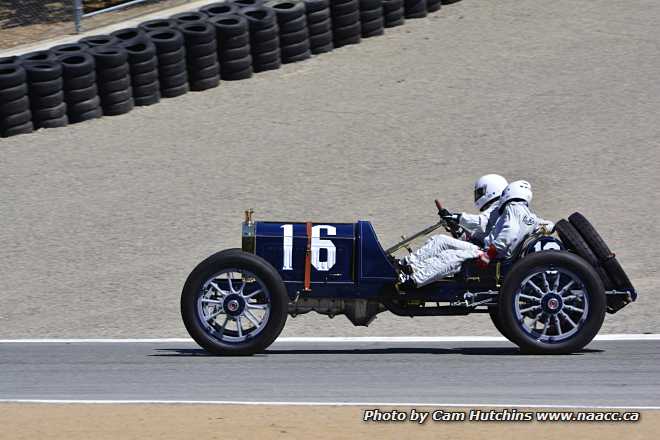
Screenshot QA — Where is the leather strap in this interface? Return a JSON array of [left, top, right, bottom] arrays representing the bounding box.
[[304, 222, 312, 291]]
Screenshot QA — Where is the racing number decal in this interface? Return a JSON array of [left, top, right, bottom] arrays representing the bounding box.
[[281, 224, 336, 271]]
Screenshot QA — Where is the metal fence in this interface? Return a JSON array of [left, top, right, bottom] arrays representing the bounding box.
[[0, 0, 192, 51]]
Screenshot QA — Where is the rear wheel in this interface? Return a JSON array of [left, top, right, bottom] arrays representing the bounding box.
[[499, 251, 606, 354], [181, 249, 288, 355]]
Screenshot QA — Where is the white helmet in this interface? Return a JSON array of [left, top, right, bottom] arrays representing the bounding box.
[[474, 174, 508, 211], [500, 180, 533, 207]]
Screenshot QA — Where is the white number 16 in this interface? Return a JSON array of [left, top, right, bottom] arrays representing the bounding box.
[[281, 224, 336, 271]]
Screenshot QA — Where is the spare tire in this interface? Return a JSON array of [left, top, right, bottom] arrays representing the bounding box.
[[555, 219, 613, 290], [568, 212, 613, 261]]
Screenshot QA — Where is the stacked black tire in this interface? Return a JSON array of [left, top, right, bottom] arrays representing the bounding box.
[[0, 64, 33, 138], [427, 0, 441, 12], [270, 1, 310, 64], [24, 61, 68, 129], [359, 0, 384, 38], [199, 2, 240, 17], [79, 34, 120, 48], [178, 21, 221, 91], [404, 0, 427, 18], [89, 46, 134, 116], [58, 52, 103, 123], [242, 7, 281, 72], [304, 0, 333, 54], [148, 29, 190, 97], [211, 15, 254, 80], [138, 18, 178, 33], [123, 40, 161, 106], [382, 0, 405, 27], [330, 0, 362, 47]]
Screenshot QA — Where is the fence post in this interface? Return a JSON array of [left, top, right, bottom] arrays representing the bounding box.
[[74, 0, 84, 33]]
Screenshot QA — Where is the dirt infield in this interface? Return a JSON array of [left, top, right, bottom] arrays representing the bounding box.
[[1, 0, 659, 338], [0, 404, 656, 440]]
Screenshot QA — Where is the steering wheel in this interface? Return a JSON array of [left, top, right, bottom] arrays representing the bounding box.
[[435, 199, 464, 239]]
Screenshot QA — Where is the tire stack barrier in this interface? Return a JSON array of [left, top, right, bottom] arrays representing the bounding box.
[[139, 18, 178, 32], [178, 22, 221, 91], [79, 34, 120, 47], [111, 28, 148, 45], [359, 0, 384, 38], [0, 56, 17, 65], [200, 2, 240, 17], [89, 46, 134, 116], [427, 0, 441, 12], [270, 1, 311, 64], [232, 0, 265, 8], [210, 15, 254, 80], [51, 43, 89, 57], [58, 53, 103, 123], [148, 29, 190, 97], [330, 0, 362, 47], [382, 0, 405, 27], [24, 61, 68, 129], [172, 11, 208, 25], [17, 50, 59, 64], [242, 7, 281, 73], [0, 64, 34, 138], [304, 0, 333, 54], [123, 41, 161, 106], [404, 0, 427, 19]]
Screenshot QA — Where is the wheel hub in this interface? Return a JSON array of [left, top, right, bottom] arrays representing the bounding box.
[[223, 294, 245, 317], [541, 293, 563, 314]]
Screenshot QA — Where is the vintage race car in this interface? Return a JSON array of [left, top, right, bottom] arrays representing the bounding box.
[[181, 202, 637, 355]]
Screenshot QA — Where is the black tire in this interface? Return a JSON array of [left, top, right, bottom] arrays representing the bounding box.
[[221, 32, 251, 48], [88, 46, 128, 68], [148, 29, 185, 53], [499, 251, 606, 355], [188, 52, 219, 69], [333, 10, 360, 27], [0, 64, 26, 89], [64, 72, 96, 90], [252, 38, 279, 53], [139, 19, 178, 32], [35, 114, 68, 129], [134, 93, 160, 106], [33, 103, 66, 120], [0, 82, 28, 102], [603, 257, 633, 290], [1, 121, 33, 138], [334, 34, 361, 47], [333, 21, 361, 40], [1, 109, 32, 129], [311, 41, 334, 54], [383, 0, 404, 11], [79, 34, 120, 47], [0, 96, 30, 115], [159, 59, 187, 76], [185, 41, 217, 57], [488, 306, 514, 343], [190, 75, 220, 91], [133, 81, 160, 97], [362, 27, 384, 38], [331, 0, 359, 16], [221, 55, 253, 72], [555, 219, 613, 289], [427, 0, 442, 12], [271, 1, 306, 21], [157, 47, 186, 65], [51, 43, 88, 56], [18, 50, 58, 64], [111, 27, 148, 44], [221, 66, 253, 80], [309, 19, 332, 35], [28, 77, 63, 96], [0, 56, 16, 65], [360, 8, 383, 22], [160, 71, 188, 88], [100, 88, 133, 105], [211, 15, 249, 37], [385, 14, 405, 27], [69, 106, 103, 123], [253, 48, 281, 64], [64, 83, 98, 103], [30, 90, 64, 108], [181, 249, 288, 355], [59, 53, 95, 77], [132, 69, 159, 86], [179, 22, 216, 44], [361, 17, 384, 35], [233, 0, 265, 8], [200, 2, 239, 17], [103, 98, 135, 116], [281, 41, 311, 58], [280, 28, 309, 46], [404, 0, 427, 18], [130, 56, 159, 74], [282, 49, 311, 63], [220, 45, 251, 60], [171, 11, 208, 25], [277, 14, 307, 34], [253, 58, 282, 72], [252, 25, 279, 43], [309, 31, 333, 47], [162, 83, 190, 98], [304, 0, 330, 13], [97, 63, 130, 82], [68, 96, 101, 114], [306, 9, 331, 24], [567, 212, 613, 262], [123, 42, 157, 63], [99, 76, 131, 94], [242, 7, 277, 31], [189, 63, 220, 80]]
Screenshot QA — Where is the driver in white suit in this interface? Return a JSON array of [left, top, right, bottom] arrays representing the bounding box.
[[399, 180, 553, 288]]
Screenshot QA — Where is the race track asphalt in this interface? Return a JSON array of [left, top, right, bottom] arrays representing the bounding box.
[[1, 339, 658, 407]]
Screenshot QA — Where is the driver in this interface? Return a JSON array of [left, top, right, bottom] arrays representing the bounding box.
[[399, 180, 553, 288]]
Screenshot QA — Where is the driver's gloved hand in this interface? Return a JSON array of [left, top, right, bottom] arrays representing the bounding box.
[[440, 210, 461, 225]]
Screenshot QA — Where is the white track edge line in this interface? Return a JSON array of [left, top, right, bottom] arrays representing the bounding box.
[[0, 334, 659, 343], [0, 399, 658, 410]]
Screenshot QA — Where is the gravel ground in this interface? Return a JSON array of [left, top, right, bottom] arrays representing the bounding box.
[[0, 0, 658, 337]]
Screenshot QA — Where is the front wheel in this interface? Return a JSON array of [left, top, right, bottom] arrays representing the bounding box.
[[499, 251, 606, 354], [181, 249, 289, 355]]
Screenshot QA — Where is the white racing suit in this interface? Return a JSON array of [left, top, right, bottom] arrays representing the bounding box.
[[404, 201, 552, 287], [458, 202, 500, 245]]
